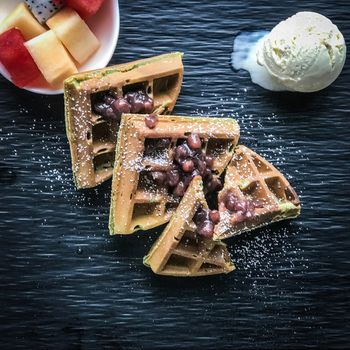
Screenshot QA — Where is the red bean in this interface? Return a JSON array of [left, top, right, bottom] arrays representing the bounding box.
[[144, 99, 154, 113], [234, 200, 248, 213], [209, 210, 220, 224], [175, 145, 189, 163], [125, 91, 137, 104], [151, 171, 167, 185], [144, 113, 158, 129], [130, 99, 145, 113], [194, 208, 209, 225], [224, 191, 237, 211], [104, 107, 116, 120], [187, 133, 201, 150], [183, 174, 193, 188], [197, 220, 214, 237], [207, 177, 222, 193], [182, 159, 194, 173], [205, 155, 214, 169], [167, 169, 180, 187], [104, 95, 115, 105], [112, 98, 131, 116], [173, 181, 186, 197]]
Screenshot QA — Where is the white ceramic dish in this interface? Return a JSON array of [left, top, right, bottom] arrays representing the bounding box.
[[0, 0, 120, 95]]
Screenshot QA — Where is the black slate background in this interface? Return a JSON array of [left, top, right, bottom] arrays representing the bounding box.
[[1, 0, 350, 349]]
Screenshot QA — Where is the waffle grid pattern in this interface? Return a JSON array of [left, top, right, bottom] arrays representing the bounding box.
[[64, 53, 184, 189], [144, 176, 235, 277], [109, 114, 240, 235], [214, 145, 301, 239]]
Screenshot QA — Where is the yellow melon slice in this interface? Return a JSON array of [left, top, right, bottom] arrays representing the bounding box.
[[46, 8, 100, 65], [0, 3, 46, 41], [25, 30, 78, 88]]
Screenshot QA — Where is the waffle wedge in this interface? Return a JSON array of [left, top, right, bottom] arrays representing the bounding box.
[[143, 176, 235, 277], [109, 114, 240, 235], [214, 145, 301, 240], [64, 52, 184, 189]]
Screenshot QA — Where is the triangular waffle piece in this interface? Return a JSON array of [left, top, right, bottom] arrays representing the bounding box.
[[109, 114, 240, 235], [214, 145, 301, 240], [64, 52, 184, 189], [143, 176, 235, 277]]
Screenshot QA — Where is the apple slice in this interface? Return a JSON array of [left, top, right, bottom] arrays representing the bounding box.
[[0, 28, 42, 87], [47, 8, 100, 64], [25, 30, 78, 88], [0, 3, 46, 41]]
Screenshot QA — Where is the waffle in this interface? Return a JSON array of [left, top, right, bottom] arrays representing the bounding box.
[[109, 114, 240, 235], [64, 52, 184, 189], [143, 176, 235, 277], [214, 145, 301, 240]]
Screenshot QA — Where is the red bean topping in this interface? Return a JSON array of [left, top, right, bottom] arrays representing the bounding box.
[[93, 102, 108, 115], [104, 107, 116, 120], [197, 220, 214, 238], [143, 98, 154, 113], [207, 177, 222, 193], [167, 168, 180, 187], [145, 113, 158, 129], [173, 181, 186, 197], [205, 155, 214, 169], [224, 191, 238, 211], [234, 200, 248, 213], [194, 208, 209, 225], [151, 171, 167, 185], [209, 210, 220, 224], [182, 159, 194, 173], [187, 133, 201, 150], [175, 144, 189, 163], [204, 168, 213, 181], [222, 190, 260, 222], [93, 89, 154, 122], [196, 159, 207, 177], [125, 91, 137, 104], [104, 95, 114, 105], [112, 98, 131, 117], [193, 207, 219, 237]]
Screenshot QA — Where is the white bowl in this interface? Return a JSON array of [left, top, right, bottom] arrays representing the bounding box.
[[0, 0, 120, 95]]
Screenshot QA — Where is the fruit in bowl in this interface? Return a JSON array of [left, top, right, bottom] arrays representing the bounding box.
[[0, 28, 42, 87], [47, 7, 100, 64], [25, 29, 78, 88], [0, 0, 119, 94]]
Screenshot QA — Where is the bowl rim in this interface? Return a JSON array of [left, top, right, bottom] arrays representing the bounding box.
[[0, 0, 120, 95]]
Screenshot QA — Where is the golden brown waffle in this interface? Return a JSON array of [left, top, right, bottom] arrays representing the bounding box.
[[64, 52, 184, 189], [109, 114, 240, 235], [214, 145, 301, 240], [143, 176, 235, 277]]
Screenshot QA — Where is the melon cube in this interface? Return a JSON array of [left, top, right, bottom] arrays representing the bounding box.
[[66, 0, 105, 19], [25, 30, 78, 87], [47, 8, 100, 64], [0, 3, 46, 41], [0, 28, 42, 87]]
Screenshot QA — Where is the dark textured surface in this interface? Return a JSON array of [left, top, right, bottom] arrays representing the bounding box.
[[1, 0, 350, 349]]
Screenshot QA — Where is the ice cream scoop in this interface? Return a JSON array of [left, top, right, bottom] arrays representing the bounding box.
[[232, 12, 346, 92], [257, 12, 346, 92]]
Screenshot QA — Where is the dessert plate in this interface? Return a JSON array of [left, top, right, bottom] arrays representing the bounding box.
[[0, 0, 120, 95]]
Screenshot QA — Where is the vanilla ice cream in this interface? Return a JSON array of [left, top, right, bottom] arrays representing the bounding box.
[[257, 12, 346, 92]]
